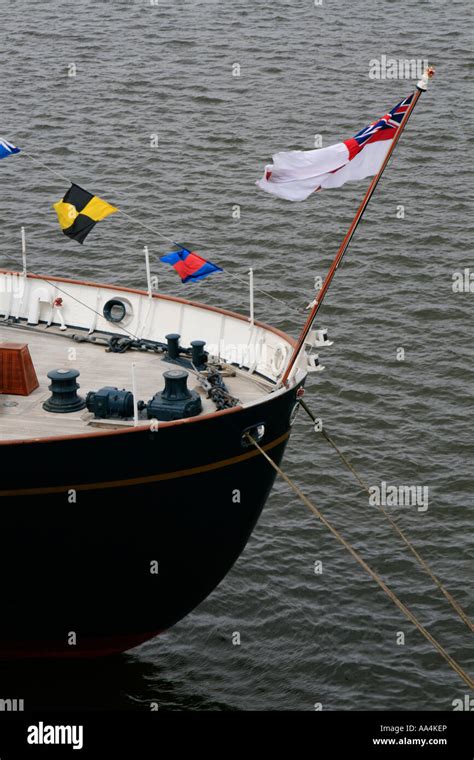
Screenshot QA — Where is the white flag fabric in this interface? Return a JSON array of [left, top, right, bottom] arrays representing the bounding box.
[[256, 93, 413, 202]]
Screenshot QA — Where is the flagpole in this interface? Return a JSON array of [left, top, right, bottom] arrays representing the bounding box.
[[281, 66, 435, 387]]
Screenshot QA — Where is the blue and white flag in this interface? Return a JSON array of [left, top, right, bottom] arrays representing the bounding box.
[[0, 137, 20, 160]]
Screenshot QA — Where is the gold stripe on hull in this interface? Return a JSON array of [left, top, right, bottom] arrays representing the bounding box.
[[0, 431, 290, 498]]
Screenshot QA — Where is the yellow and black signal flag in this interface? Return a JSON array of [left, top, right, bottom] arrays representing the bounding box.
[[53, 184, 118, 244]]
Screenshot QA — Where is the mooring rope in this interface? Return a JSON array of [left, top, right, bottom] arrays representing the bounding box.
[[245, 433, 474, 690], [297, 398, 474, 634]]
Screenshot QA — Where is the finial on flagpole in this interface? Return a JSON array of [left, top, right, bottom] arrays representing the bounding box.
[[417, 65, 435, 91]]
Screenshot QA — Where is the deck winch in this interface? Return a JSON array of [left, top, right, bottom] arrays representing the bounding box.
[[146, 370, 202, 421], [82, 369, 202, 422], [85, 387, 135, 419], [42, 368, 86, 413]]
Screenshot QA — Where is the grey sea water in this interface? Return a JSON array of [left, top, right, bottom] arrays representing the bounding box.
[[0, 0, 472, 711]]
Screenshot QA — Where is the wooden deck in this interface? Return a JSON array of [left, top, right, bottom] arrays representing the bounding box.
[[0, 322, 269, 442]]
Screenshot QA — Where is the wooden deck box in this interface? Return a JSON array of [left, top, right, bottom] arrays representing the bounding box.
[[0, 342, 39, 396]]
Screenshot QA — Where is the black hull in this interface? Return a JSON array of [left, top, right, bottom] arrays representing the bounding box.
[[0, 382, 303, 658]]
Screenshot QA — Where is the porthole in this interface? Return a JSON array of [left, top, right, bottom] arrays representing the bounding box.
[[103, 298, 130, 324]]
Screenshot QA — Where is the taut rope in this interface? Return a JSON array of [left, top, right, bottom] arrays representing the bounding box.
[[245, 432, 474, 690], [298, 398, 474, 634]]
